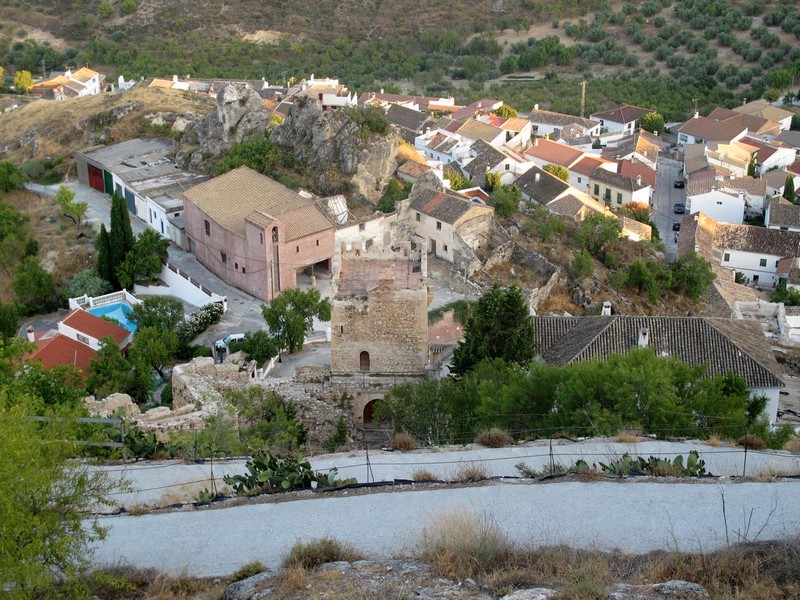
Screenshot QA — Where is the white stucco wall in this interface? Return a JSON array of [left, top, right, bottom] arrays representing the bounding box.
[[721, 248, 782, 287], [687, 191, 744, 224]]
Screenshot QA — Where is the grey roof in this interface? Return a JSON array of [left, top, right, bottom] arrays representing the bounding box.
[[590, 167, 649, 192], [775, 130, 800, 150], [515, 166, 570, 204], [533, 316, 784, 389], [463, 140, 506, 178], [715, 222, 800, 257], [529, 108, 599, 129], [768, 199, 800, 229], [387, 104, 431, 134]]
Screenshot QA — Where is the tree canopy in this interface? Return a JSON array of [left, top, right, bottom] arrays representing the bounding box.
[[639, 112, 665, 134], [54, 185, 87, 226], [130, 295, 185, 331], [261, 288, 331, 354], [451, 284, 535, 376], [543, 163, 569, 182], [490, 184, 522, 217], [116, 229, 169, 289]]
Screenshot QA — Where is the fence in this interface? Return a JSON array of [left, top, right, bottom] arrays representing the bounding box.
[[69, 289, 141, 310]]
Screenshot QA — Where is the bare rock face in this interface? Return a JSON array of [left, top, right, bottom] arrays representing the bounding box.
[[85, 393, 141, 418], [184, 85, 270, 168], [607, 580, 710, 599], [270, 100, 399, 201]]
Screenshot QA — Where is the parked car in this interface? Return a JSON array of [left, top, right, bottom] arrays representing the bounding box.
[[214, 333, 245, 353], [673, 203, 685, 214], [674, 179, 685, 188], [672, 222, 681, 231]]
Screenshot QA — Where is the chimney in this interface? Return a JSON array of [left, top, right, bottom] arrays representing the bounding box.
[[534, 103, 539, 111], [27, 326, 35, 343], [636, 175, 642, 186], [172, 74, 178, 83], [693, 111, 699, 119], [535, 172, 540, 182], [638, 327, 649, 348], [601, 301, 612, 316], [534, 137, 539, 146], [380, 87, 384, 94]]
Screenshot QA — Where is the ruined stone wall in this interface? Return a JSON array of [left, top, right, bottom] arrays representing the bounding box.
[[331, 284, 429, 375]]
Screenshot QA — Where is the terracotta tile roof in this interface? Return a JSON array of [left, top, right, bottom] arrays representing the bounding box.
[[727, 176, 767, 196], [589, 167, 649, 192], [734, 99, 794, 124], [707, 107, 780, 136], [515, 166, 570, 204], [740, 136, 780, 163], [500, 117, 530, 132], [529, 108, 598, 129], [408, 188, 489, 225], [463, 140, 507, 177], [571, 156, 608, 176], [184, 166, 332, 239], [28, 333, 95, 372], [524, 138, 584, 167], [149, 78, 175, 89], [618, 160, 656, 188], [678, 116, 747, 143], [425, 132, 448, 149], [455, 119, 503, 144], [61, 308, 130, 346], [451, 99, 502, 121], [533, 316, 783, 388], [604, 130, 661, 163], [590, 104, 654, 125], [789, 160, 800, 176], [397, 160, 431, 178], [70, 67, 101, 82]]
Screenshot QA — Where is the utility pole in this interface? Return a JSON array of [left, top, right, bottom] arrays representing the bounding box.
[[580, 80, 587, 118]]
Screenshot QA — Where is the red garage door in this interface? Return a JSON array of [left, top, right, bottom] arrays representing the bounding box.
[[87, 164, 104, 192]]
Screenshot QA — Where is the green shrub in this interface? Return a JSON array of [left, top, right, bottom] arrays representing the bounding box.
[[284, 538, 363, 569], [228, 561, 266, 583]]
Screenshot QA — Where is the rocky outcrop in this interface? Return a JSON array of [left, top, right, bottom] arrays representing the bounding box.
[[183, 85, 270, 169], [270, 100, 399, 201]]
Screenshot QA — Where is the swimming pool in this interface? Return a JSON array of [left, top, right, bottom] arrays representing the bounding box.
[[87, 302, 137, 333]]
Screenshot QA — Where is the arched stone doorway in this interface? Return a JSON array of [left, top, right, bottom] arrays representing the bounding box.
[[360, 351, 370, 372], [363, 399, 381, 424]]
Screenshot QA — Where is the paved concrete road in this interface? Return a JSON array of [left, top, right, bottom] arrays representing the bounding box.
[[651, 157, 685, 262], [89, 480, 800, 577]]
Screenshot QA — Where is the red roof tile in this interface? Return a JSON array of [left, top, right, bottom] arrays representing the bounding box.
[[29, 333, 95, 372], [619, 159, 657, 188], [61, 308, 130, 345]]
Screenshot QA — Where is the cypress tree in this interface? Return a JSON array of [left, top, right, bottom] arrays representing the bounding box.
[[785, 174, 796, 204], [95, 224, 114, 288], [109, 192, 134, 274]]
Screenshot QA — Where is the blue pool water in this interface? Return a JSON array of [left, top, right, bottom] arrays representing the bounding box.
[[87, 302, 137, 332]]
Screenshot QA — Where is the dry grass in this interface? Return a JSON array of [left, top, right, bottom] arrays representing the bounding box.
[[412, 468, 438, 482], [284, 537, 363, 570], [615, 430, 642, 444], [125, 503, 151, 516], [276, 564, 307, 594], [451, 462, 489, 482], [228, 560, 266, 583], [784, 437, 800, 454], [397, 140, 427, 164], [0, 87, 215, 163], [707, 436, 723, 447], [0, 190, 95, 303], [391, 432, 417, 452], [475, 427, 514, 448], [737, 434, 766, 450], [418, 510, 513, 580]]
